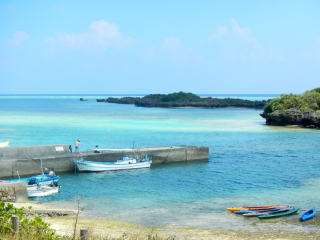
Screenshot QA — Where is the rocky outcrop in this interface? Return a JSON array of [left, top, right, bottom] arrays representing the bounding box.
[[0, 182, 28, 202], [260, 108, 320, 128], [105, 97, 140, 104], [98, 93, 267, 109]]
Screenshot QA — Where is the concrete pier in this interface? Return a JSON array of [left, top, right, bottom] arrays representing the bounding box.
[[0, 144, 209, 178]]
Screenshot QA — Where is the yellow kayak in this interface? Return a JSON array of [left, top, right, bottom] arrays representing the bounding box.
[[0, 141, 10, 147]]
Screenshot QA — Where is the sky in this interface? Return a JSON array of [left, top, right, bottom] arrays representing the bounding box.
[[0, 0, 320, 94]]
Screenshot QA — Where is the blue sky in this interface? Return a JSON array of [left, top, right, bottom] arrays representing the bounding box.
[[1, 0, 320, 94]]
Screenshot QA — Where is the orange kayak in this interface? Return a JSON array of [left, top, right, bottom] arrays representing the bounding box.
[[227, 206, 289, 212]]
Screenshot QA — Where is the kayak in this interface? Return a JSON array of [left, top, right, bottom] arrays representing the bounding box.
[[234, 207, 290, 214], [300, 208, 316, 221], [258, 208, 299, 219], [235, 207, 289, 215], [227, 206, 289, 212], [243, 208, 291, 217]]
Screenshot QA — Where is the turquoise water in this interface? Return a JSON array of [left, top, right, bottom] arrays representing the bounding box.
[[0, 95, 319, 230]]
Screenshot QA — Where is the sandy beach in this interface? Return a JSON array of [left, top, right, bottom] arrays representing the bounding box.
[[12, 202, 320, 240]]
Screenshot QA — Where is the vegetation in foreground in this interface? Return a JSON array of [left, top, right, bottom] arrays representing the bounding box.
[[0, 201, 175, 240], [0, 201, 62, 240]]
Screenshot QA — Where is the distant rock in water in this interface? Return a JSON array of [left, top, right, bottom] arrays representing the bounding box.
[[80, 98, 88, 101], [261, 87, 320, 128], [97, 92, 267, 109]]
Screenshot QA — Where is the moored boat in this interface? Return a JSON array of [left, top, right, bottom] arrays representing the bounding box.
[[27, 183, 60, 197], [258, 208, 299, 219], [5, 173, 60, 186], [300, 208, 316, 221], [0, 141, 9, 147], [74, 155, 152, 172]]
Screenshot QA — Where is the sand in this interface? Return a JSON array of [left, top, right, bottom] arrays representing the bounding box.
[[11, 202, 320, 240]]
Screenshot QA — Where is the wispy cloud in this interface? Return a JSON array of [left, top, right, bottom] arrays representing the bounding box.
[[229, 18, 256, 43], [8, 31, 30, 48], [209, 26, 228, 40], [209, 19, 256, 43], [49, 20, 132, 50], [163, 37, 181, 50]]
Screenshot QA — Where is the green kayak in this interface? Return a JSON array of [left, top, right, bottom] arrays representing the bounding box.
[[258, 208, 299, 219]]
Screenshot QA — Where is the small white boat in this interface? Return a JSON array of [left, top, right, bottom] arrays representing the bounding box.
[[0, 141, 9, 147], [27, 184, 60, 197], [74, 155, 152, 172]]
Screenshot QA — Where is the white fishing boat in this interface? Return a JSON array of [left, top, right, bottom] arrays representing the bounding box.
[[74, 155, 152, 172], [0, 141, 9, 147], [27, 184, 60, 197]]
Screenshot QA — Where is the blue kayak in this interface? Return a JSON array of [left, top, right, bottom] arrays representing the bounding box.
[[300, 208, 316, 221]]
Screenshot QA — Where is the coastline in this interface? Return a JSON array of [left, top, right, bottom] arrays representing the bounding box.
[[12, 202, 320, 240]]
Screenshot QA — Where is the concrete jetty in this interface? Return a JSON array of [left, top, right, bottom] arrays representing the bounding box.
[[0, 144, 209, 178]]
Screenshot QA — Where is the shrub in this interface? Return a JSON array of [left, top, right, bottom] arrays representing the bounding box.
[[0, 201, 60, 240]]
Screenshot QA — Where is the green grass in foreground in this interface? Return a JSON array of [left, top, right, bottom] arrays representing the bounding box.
[[0, 201, 175, 240]]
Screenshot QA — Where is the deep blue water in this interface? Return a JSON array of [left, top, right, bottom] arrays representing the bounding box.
[[0, 95, 319, 229]]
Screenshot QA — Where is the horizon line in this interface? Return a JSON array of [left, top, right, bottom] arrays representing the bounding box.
[[0, 93, 281, 96]]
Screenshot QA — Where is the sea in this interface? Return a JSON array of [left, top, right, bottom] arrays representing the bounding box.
[[0, 94, 319, 232]]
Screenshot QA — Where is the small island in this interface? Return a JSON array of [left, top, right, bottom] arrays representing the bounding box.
[[261, 87, 320, 128], [97, 92, 268, 109]]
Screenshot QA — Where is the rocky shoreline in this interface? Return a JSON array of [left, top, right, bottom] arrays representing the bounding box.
[[261, 109, 320, 128], [96, 92, 267, 109], [260, 88, 320, 128]]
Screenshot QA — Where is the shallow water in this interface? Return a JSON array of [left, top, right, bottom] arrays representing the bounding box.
[[0, 95, 319, 231]]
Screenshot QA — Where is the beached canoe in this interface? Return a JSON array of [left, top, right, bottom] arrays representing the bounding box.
[[243, 208, 291, 217], [300, 208, 316, 221], [234, 207, 286, 215], [258, 208, 299, 219], [227, 206, 289, 212]]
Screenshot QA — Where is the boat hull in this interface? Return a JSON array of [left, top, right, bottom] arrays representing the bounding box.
[[243, 208, 291, 217], [27, 185, 60, 197], [227, 206, 289, 212], [300, 208, 316, 221], [0, 141, 9, 147], [258, 208, 299, 219], [5, 174, 60, 186], [75, 160, 151, 172]]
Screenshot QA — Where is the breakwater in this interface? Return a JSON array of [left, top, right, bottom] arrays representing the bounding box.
[[0, 144, 209, 178]]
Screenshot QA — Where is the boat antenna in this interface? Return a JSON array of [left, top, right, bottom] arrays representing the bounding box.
[[16, 170, 20, 181], [40, 159, 44, 175]]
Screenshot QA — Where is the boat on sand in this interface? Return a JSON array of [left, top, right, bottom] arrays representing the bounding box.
[[300, 208, 316, 221], [258, 208, 299, 219], [227, 205, 289, 212], [243, 208, 291, 217]]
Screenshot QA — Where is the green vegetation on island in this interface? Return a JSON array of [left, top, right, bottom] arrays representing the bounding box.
[[261, 87, 320, 128], [97, 91, 267, 109]]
